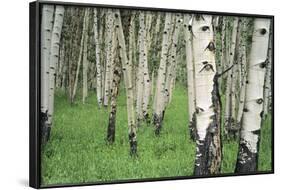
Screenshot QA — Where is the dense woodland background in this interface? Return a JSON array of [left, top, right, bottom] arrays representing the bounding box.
[[39, 5, 272, 186]]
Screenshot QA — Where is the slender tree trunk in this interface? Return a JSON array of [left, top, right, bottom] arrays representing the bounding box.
[[107, 39, 121, 143], [220, 17, 226, 88], [235, 18, 270, 173], [224, 17, 239, 137], [263, 29, 272, 119], [128, 13, 137, 103], [71, 9, 88, 103], [136, 13, 145, 125], [184, 14, 196, 141], [142, 12, 151, 122], [115, 11, 137, 155], [56, 42, 65, 88], [234, 19, 248, 131], [236, 40, 247, 127], [103, 9, 114, 107], [164, 14, 181, 108], [82, 8, 90, 104], [192, 15, 222, 175], [40, 5, 54, 143], [93, 8, 103, 107], [46, 6, 65, 141], [153, 13, 172, 135]]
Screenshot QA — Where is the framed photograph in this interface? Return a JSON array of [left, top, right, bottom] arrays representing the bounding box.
[[29, 0, 274, 188]]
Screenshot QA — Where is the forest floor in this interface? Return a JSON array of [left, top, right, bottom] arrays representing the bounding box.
[[41, 84, 272, 186]]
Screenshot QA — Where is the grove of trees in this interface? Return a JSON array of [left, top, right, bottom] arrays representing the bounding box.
[[40, 5, 273, 176]]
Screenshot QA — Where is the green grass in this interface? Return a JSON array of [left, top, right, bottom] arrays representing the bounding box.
[[41, 85, 272, 186]]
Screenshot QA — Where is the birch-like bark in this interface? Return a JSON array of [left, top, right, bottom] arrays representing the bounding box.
[[229, 19, 242, 137], [184, 14, 196, 141], [93, 8, 103, 107], [128, 13, 136, 103], [236, 19, 248, 130], [263, 29, 272, 119], [115, 11, 137, 155], [164, 14, 181, 108], [220, 17, 226, 84], [192, 15, 221, 175], [107, 40, 121, 143], [236, 40, 247, 127], [224, 17, 239, 136], [103, 9, 114, 107], [56, 42, 64, 88], [142, 12, 151, 122], [235, 18, 270, 173], [153, 13, 172, 135], [71, 9, 88, 103], [40, 5, 54, 143], [47, 6, 65, 138], [82, 8, 90, 104], [136, 12, 145, 124]]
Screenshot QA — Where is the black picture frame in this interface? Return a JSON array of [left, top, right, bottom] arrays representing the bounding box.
[[29, 1, 274, 188]]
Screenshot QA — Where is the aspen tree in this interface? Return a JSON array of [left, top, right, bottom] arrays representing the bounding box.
[[115, 11, 138, 155], [41, 5, 54, 143], [192, 15, 221, 175], [235, 18, 270, 173], [224, 17, 239, 136], [142, 12, 151, 122], [164, 14, 182, 108], [128, 13, 136, 103], [71, 9, 88, 103], [153, 13, 172, 135], [136, 12, 145, 124], [184, 14, 196, 140], [93, 8, 103, 107], [107, 35, 121, 143], [46, 6, 65, 141], [103, 9, 114, 107], [82, 8, 90, 104], [263, 28, 272, 119], [236, 18, 248, 129]]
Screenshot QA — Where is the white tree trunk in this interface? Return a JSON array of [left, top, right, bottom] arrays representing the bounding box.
[[164, 14, 181, 107], [263, 29, 272, 118], [103, 9, 114, 107], [93, 8, 103, 107], [115, 11, 137, 155], [128, 13, 136, 103], [142, 12, 151, 121], [153, 12, 172, 135], [136, 12, 145, 123], [40, 5, 54, 142], [236, 18, 270, 173], [47, 6, 65, 130], [192, 15, 221, 175], [82, 8, 90, 104]]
